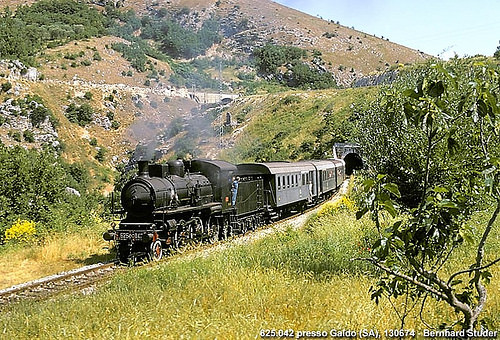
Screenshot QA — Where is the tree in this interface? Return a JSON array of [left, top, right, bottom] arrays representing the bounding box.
[[65, 103, 94, 126], [494, 40, 500, 59], [355, 59, 500, 330]]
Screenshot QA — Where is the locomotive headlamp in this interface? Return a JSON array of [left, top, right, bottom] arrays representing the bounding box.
[[103, 231, 116, 241]]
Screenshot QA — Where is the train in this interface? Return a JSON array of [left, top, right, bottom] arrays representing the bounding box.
[[103, 158, 346, 263]]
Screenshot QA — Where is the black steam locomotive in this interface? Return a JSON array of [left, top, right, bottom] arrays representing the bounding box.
[[104, 158, 346, 263]]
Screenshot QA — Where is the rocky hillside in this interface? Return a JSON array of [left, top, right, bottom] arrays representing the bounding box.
[[2, 0, 428, 85], [0, 0, 430, 190], [125, 0, 428, 86]]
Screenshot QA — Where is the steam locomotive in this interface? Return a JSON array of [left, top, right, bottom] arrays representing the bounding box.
[[103, 158, 346, 263]]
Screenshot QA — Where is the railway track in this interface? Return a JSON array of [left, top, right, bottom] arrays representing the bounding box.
[[0, 262, 117, 306], [0, 180, 348, 307]]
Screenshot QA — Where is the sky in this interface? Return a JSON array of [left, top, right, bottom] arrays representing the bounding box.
[[272, 0, 500, 59]]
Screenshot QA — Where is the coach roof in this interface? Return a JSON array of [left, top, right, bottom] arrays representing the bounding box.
[[237, 161, 316, 175]]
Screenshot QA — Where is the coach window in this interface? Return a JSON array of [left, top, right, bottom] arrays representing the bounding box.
[[278, 176, 281, 190], [287, 175, 290, 188]]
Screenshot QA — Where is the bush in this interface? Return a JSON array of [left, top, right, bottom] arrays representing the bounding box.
[[84, 91, 93, 100], [65, 103, 94, 126], [4, 219, 36, 243], [0, 143, 99, 236], [1, 82, 12, 93], [0, 0, 108, 64], [92, 51, 102, 61], [30, 105, 49, 127], [23, 130, 35, 143], [95, 147, 106, 162], [8, 130, 21, 142], [253, 44, 336, 89]]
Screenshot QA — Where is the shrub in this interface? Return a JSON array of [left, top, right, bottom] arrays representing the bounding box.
[[95, 147, 106, 162], [23, 130, 35, 143], [84, 91, 93, 100], [30, 105, 49, 127], [1, 82, 12, 93], [4, 219, 36, 243], [8, 130, 21, 142], [317, 196, 356, 217], [65, 103, 94, 126], [92, 51, 102, 61]]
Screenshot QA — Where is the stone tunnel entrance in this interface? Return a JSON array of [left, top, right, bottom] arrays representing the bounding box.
[[344, 152, 363, 175], [334, 143, 363, 175]]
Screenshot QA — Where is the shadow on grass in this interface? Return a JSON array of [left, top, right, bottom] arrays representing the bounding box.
[[75, 251, 116, 265]]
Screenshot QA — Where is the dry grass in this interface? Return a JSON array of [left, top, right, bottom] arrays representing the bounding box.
[[1, 206, 497, 338], [0, 230, 113, 289]]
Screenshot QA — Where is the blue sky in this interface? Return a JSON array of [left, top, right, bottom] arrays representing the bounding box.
[[273, 0, 500, 58]]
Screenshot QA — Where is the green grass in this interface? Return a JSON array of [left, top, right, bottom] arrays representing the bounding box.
[[0, 205, 498, 339], [220, 87, 377, 163]]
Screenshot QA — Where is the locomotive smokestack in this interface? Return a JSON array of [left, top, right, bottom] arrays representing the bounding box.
[[138, 161, 149, 177]]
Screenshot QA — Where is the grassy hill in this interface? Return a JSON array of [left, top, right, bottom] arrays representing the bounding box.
[[214, 87, 378, 162]]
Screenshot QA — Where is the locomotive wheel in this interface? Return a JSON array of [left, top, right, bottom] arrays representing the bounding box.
[[205, 217, 219, 243], [149, 240, 163, 261], [220, 219, 230, 239]]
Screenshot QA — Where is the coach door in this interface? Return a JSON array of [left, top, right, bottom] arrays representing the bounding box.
[[309, 170, 316, 197]]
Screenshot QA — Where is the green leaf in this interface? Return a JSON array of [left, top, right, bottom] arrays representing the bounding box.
[[438, 199, 458, 209], [403, 89, 420, 100], [459, 225, 474, 244], [363, 178, 375, 191], [433, 186, 449, 193], [382, 183, 401, 198], [481, 270, 492, 285], [427, 80, 445, 98], [477, 99, 490, 118], [446, 136, 459, 155], [380, 199, 398, 218]]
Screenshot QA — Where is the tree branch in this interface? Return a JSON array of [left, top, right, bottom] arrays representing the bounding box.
[[469, 198, 500, 328], [447, 256, 500, 286], [353, 257, 448, 301]]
